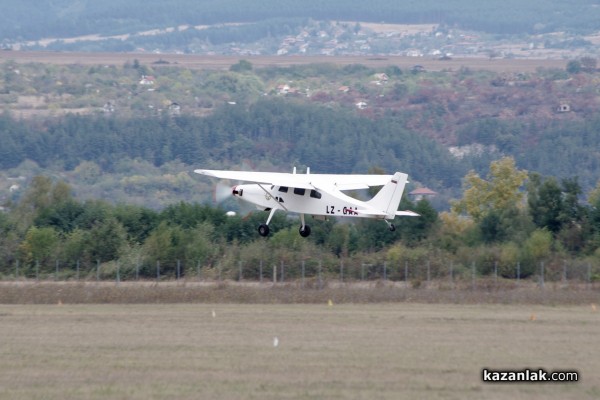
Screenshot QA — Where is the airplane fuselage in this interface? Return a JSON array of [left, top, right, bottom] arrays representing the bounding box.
[[233, 184, 387, 219]]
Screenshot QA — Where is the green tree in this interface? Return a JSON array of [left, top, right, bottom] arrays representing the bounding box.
[[452, 157, 528, 222]]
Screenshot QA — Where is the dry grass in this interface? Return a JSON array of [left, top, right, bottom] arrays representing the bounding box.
[[0, 303, 598, 399], [0, 280, 598, 305]]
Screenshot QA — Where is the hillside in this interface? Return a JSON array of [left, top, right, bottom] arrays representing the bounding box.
[[0, 55, 599, 210], [3, 1, 600, 59]]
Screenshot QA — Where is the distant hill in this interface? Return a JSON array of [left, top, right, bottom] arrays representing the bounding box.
[[3, 0, 600, 44]]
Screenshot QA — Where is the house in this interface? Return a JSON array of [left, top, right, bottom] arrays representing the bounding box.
[[277, 84, 291, 95], [139, 75, 155, 85], [169, 102, 181, 115], [556, 102, 571, 113], [409, 187, 437, 201]]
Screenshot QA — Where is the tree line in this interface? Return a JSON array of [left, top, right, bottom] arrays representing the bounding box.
[[1, 157, 599, 281]]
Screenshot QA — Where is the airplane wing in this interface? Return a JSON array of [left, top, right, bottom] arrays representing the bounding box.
[[194, 169, 393, 191]]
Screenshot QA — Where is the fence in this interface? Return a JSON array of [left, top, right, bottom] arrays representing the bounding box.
[[2, 258, 598, 288]]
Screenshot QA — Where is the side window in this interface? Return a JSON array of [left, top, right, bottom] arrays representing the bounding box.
[[293, 188, 306, 196], [278, 186, 289, 193], [310, 190, 322, 199]]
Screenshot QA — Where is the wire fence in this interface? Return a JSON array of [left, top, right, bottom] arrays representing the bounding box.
[[2, 258, 598, 289]]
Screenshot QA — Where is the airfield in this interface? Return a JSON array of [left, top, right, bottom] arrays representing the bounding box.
[[0, 50, 568, 73], [0, 281, 598, 399]]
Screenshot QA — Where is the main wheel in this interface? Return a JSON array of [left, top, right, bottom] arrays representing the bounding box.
[[299, 224, 311, 237], [389, 223, 396, 232], [258, 224, 270, 237]]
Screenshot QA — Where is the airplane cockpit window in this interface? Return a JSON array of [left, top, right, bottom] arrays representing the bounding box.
[[310, 190, 322, 199], [293, 188, 306, 196], [278, 186, 289, 193]]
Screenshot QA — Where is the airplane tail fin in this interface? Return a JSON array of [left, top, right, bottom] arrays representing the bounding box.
[[366, 172, 409, 218]]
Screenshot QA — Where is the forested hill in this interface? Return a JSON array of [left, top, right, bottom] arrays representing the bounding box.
[[0, 100, 466, 189], [2, 0, 600, 41]]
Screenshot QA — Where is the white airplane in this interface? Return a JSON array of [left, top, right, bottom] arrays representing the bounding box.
[[195, 167, 419, 237]]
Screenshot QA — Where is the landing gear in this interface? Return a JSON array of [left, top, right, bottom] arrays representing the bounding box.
[[298, 213, 311, 237], [299, 224, 311, 237], [385, 220, 396, 232], [258, 224, 270, 237]]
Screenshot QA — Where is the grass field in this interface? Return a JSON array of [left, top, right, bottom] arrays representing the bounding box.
[[0, 303, 598, 399], [0, 51, 567, 73]]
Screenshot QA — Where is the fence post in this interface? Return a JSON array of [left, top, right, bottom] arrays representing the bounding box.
[[76, 260, 80, 281], [318, 259, 323, 289], [301, 260, 305, 287], [404, 261, 408, 287], [588, 263, 592, 289], [238, 261, 243, 281], [116, 261, 120, 284], [449, 261, 453, 283], [96, 259, 100, 282], [15, 259, 19, 281], [516, 262, 520, 285], [471, 261, 476, 290], [55, 260, 59, 281], [197, 260, 201, 281], [494, 261, 498, 285], [36, 259, 40, 281], [427, 260, 431, 285], [361, 263, 365, 281], [259, 260, 263, 283], [383, 262, 387, 281], [137, 257, 141, 281], [280, 260, 284, 283], [562, 260, 567, 283], [156, 260, 160, 282], [539, 261, 544, 288], [340, 260, 344, 282], [177, 260, 181, 281]]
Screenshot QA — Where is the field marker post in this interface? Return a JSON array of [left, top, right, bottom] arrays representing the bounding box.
[[156, 260, 160, 282], [404, 261, 408, 287], [539, 261, 544, 288], [516, 262, 520, 285], [238, 260, 243, 282], [196, 260, 201, 281], [273, 264, 277, 284], [340, 260, 344, 282], [259, 260, 263, 283], [15, 259, 19, 281], [301, 260, 305, 287], [116, 261, 120, 284], [280, 260, 284, 282], [96, 260, 100, 282]]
